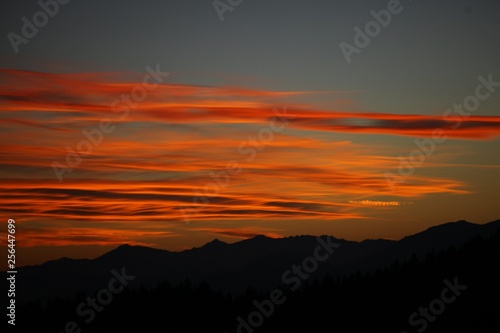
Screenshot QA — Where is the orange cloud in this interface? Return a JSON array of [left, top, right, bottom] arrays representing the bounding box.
[[1, 68, 499, 139], [0, 68, 481, 249], [348, 200, 411, 207], [191, 227, 282, 239], [5, 227, 174, 247]]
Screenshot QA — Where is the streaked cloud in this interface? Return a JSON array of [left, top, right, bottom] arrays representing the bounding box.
[[0, 68, 482, 249], [190, 227, 282, 239], [1, 69, 499, 139], [349, 200, 412, 207]]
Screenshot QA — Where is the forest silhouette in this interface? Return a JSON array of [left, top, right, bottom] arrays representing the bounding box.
[[13, 227, 500, 332]]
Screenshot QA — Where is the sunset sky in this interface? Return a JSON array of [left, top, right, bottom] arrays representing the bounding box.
[[1, 0, 499, 268]]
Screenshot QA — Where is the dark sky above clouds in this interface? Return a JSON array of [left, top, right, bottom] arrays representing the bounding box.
[[0, 0, 499, 268]]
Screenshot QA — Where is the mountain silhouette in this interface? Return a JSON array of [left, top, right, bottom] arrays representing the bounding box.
[[9, 219, 500, 304]]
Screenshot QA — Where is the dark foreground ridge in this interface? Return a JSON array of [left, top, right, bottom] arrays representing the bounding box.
[[11, 220, 500, 332], [6, 219, 500, 304]]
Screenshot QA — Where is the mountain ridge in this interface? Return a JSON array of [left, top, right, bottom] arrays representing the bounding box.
[[7, 219, 500, 304]]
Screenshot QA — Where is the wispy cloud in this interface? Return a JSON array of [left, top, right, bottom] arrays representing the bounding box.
[[190, 227, 282, 239], [2, 69, 499, 139], [0, 68, 481, 248], [349, 200, 413, 207]]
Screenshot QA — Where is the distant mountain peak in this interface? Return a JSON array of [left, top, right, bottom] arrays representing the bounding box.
[[112, 244, 139, 253], [245, 234, 274, 245], [202, 238, 227, 248], [252, 234, 270, 240], [209, 238, 225, 244]]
